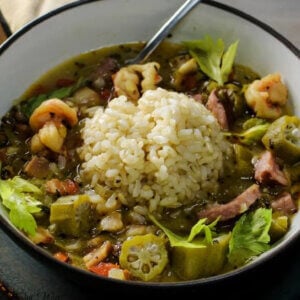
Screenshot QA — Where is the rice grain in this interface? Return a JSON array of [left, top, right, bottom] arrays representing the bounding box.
[[78, 88, 230, 211]]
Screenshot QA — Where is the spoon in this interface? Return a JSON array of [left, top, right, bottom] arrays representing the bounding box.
[[126, 0, 204, 65]]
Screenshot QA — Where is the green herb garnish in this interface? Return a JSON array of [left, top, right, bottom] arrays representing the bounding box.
[[184, 35, 239, 86], [149, 215, 218, 248], [21, 77, 86, 118], [228, 208, 272, 267], [0, 176, 43, 236]]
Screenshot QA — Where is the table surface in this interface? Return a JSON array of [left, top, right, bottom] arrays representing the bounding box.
[[0, 0, 299, 299]]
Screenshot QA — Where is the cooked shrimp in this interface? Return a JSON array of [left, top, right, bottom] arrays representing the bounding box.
[[113, 62, 161, 101], [173, 58, 198, 90], [29, 99, 78, 153], [30, 134, 45, 153], [245, 73, 288, 119], [113, 67, 140, 100], [133, 62, 161, 92], [38, 121, 67, 153], [29, 98, 78, 131]]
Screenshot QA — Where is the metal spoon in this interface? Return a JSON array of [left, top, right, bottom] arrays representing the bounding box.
[[126, 0, 204, 65]]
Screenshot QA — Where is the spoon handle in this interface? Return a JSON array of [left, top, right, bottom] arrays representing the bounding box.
[[128, 0, 203, 65]]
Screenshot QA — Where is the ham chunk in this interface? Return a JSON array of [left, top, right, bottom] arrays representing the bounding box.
[[192, 93, 203, 104], [271, 192, 297, 215], [254, 151, 288, 186], [197, 184, 261, 223], [206, 89, 229, 130], [24, 155, 50, 179]]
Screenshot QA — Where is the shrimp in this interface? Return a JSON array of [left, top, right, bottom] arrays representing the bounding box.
[[112, 67, 140, 100], [37, 121, 67, 153], [113, 62, 161, 101], [245, 73, 288, 119], [173, 57, 198, 90], [29, 98, 78, 153], [29, 98, 78, 131]]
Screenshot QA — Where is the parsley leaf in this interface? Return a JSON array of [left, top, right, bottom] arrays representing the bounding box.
[[149, 215, 218, 249], [228, 208, 272, 267], [184, 35, 239, 86], [0, 176, 43, 236]]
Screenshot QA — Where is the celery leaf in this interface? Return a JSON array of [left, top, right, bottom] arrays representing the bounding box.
[[0, 176, 42, 236], [228, 208, 272, 267], [221, 40, 239, 84], [184, 35, 239, 86], [149, 215, 218, 249]]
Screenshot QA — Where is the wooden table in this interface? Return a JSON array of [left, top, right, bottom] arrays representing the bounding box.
[[0, 26, 6, 43]]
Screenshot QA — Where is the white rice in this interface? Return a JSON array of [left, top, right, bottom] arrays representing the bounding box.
[[78, 88, 230, 211]]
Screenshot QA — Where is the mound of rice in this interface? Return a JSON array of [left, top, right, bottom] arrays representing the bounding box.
[[78, 88, 230, 211]]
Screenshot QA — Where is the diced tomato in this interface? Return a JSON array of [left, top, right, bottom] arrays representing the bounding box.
[[64, 179, 80, 195], [88, 262, 120, 276], [56, 78, 75, 87], [45, 178, 79, 196], [54, 251, 69, 263]]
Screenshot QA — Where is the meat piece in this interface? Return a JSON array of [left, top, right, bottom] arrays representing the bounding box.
[[91, 57, 119, 84], [97, 57, 119, 76], [45, 178, 79, 196], [254, 151, 288, 186], [83, 240, 112, 268], [24, 156, 50, 179], [197, 184, 261, 222], [192, 93, 203, 103], [271, 192, 297, 215], [206, 89, 229, 130], [0, 148, 7, 162]]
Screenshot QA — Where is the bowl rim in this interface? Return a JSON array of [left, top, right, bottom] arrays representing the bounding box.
[[0, 0, 299, 57], [0, 0, 299, 288]]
